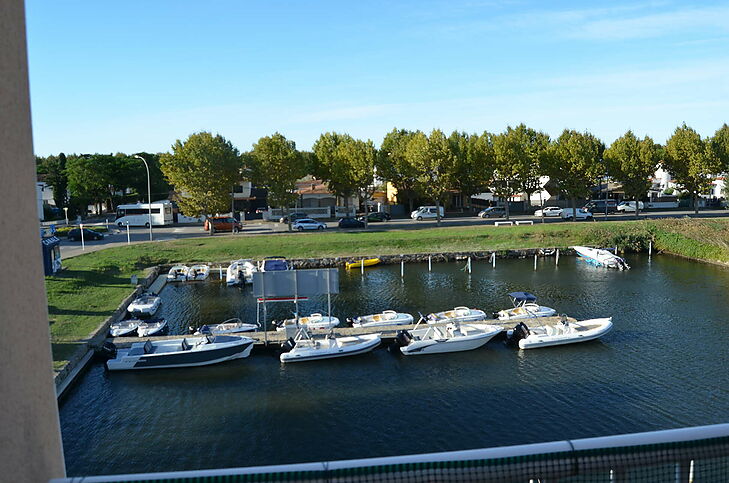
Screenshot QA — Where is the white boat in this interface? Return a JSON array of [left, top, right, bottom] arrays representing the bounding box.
[[275, 313, 340, 332], [105, 334, 255, 371], [109, 319, 141, 337], [279, 328, 381, 363], [167, 265, 188, 281], [193, 318, 259, 335], [186, 264, 210, 281], [137, 318, 168, 337], [507, 317, 613, 349], [495, 292, 556, 321], [426, 306, 487, 324], [127, 294, 161, 317], [226, 259, 257, 285], [571, 246, 630, 270], [393, 321, 503, 355], [259, 257, 291, 272], [350, 310, 414, 328]]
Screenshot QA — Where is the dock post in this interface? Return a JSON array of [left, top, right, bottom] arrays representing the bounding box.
[[401, 259, 404, 278], [80, 222, 85, 251], [491, 252, 496, 268], [556, 249, 559, 266], [360, 259, 364, 274], [219, 266, 223, 280], [649, 240, 652, 257], [126, 222, 130, 244], [534, 253, 537, 270], [467, 257, 472, 273], [428, 256, 431, 271]]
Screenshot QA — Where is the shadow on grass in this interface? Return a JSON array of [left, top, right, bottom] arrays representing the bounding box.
[[48, 305, 112, 317], [52, 341, 87, 370]]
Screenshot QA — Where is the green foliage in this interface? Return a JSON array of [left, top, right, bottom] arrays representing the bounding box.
[[37, 153, 69, 207], [159, 132, 241, 217], [449, 131, 494, 200], [406, 129, 456, 224], [248, 132, 305, 210], [711, 123, 729, 171], [377, 128, 418, 209], [546, 129, 605, 210], [311, 132, 359, 207], [605, 131, 660, 217], [54, 225, 108, 236]]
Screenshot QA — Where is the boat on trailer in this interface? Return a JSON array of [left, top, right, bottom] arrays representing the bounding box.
[[350, 310, 414, 328], [192, 317, 259, 335], [495, 292, 556, 321], [127, 294, 161, 317], [136, 318, 168, 337], [226, 259, 257, 285], [167, 265, 188, 281], [275, 313, 340, 332], [571, 246, 630, 270], [426, 306, 487, 324], [392, 321, 502, 355], [105, 334, 255, 371], [279, 328, 381, 363], [507, 317, 613, 349], [186, 264, 210, 281], [109, 319, 141, 337]]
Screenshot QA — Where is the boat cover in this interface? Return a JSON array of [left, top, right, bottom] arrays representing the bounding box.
[[264, 259, 288, 271], [509, 292, 537, 302]]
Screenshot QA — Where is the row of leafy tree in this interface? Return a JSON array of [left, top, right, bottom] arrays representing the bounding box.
[[37, 123, 729, 224]]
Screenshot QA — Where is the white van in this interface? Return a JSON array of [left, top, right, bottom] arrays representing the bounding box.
[[115, 202, 174, 227], [411, 206, 445, 220], [561, 208, 593, 221], [616, 201, 645, 212]]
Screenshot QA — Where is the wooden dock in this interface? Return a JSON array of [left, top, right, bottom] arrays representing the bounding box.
[[109, 316, 576, 349]]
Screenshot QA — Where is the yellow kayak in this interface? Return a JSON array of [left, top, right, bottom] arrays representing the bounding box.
[[346, 258, 381, 270]]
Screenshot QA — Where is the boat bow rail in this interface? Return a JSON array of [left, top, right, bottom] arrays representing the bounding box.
[[51, 423, 729, 482]]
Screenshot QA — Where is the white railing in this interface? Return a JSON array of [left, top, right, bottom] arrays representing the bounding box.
[[52, 423, 729, 482]]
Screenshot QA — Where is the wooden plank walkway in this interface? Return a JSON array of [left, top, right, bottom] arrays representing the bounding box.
[[147, 274, 167, 295], [109, 316, 576, 348]]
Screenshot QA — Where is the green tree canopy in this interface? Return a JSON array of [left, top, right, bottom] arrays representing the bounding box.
[[337, 137, 378, 226], [377, 128, 418, 212], [449, 131, 494, 210], [711, 123, 729, 173], [312, 132, 360, 209], [159, 132, 241, 218], [38, 153, 68, 208], [663, 123, 720, 214], [546, 129, 605, 214], [604, 131, 660, 218], [406, 129, 456, 226]]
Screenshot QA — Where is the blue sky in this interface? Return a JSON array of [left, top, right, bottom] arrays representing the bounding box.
[[26, 0, 729, 156]]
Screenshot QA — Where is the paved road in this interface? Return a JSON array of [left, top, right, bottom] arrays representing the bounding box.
[[58, 209, 729, 259]]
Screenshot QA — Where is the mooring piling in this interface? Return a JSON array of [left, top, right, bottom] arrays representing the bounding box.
[[534, 253, 537, 270], [556, 249, 560, 266]]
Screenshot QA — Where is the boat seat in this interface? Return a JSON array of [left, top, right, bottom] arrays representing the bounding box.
[[143, 340, 155, 354], [180, 338, 190, 351]]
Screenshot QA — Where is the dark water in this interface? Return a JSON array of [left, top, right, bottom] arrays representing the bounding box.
[[59, 255, 729, 477]]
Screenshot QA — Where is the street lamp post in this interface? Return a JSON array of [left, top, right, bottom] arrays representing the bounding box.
[[133, 155, 153, 241], [63, 206, 68, 226]]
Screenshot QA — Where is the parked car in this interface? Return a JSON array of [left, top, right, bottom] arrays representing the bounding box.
[[204, 217, 242, 232], [583, 199, 618, 214], [616, 201, 645, 212], [533, 206, 563, 217], [67, 228, 104, 241], [478, 207, 506, 218], [338, 217, 365, 228], [279, 212, 308, 223], [561, 208, 593, 221], [292, 218, 327, 231], [357, 212, 391, 222], [411, 206, 444, 220]]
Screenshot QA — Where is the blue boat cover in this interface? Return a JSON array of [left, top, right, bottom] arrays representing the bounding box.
[[508, 291, 537, 302], [264, 259, 289, 271]]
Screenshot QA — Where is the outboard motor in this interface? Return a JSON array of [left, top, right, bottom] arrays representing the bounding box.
[[507, 322, 530, 347], [188, 326, 196, 334], [388, 330, 412, 354], [280, 337, 296, 353], [346, 317, 354, 326], [98, 341, 117, 360]]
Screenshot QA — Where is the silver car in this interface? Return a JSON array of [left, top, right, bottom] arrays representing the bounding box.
[[292, 218, 326, 231]]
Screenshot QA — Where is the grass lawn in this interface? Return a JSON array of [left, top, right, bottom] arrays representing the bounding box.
[[47, 218, 729, 369]]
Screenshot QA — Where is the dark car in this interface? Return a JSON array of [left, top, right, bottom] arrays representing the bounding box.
[[204, 217, 242, 232], [67, 228, 104, 241], [357, 212, 391, 222], [338, 217, 365, 228], [583, 199, 618, 214], [279, 212, 308, 223]]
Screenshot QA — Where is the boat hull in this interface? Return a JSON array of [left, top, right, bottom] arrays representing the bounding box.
[[345, 258, 381, 270], [497, 305, 556, 321], [280, 334, 381, 363], [519, 318, 613, 349], [352, 312, 414, 328], [401, 324, 502, 355], [106, 338, 254, 371]]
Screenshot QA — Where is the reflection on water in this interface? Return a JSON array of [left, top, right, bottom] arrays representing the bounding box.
[[59, 255, 729, 476]]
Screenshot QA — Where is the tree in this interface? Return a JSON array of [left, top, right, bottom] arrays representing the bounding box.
[[159, 132, 241, 228], [336, 137, 378, 228], [711, 123, 729, 173], [545, 129, 605, 217], [39, 153, 69, 208], [247, 133, 306, 231], [406, 129, 456, 226], [449, 131, 494, 212], [127, 152, 172, 203], [604, 131, 660, 219], [65, 154, 117, 214], [377, 128, 418, 212], [663, 124, 720, 214], [311, 132, 359, 211]]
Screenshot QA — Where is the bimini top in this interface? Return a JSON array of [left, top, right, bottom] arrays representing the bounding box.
[[263, 259, 289, 271], [508, 292, 537, 302]]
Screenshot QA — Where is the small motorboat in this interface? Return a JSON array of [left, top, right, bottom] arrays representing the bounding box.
[[259, 257, 290, 272], [127, 294, 161, 317], [571, 246, 630, 270], [279, 328, 381, 363], [136, 318, 168, 337], [426, 306, 487, 324], [507, 317, 613, 349], [105, 334, 255, 371], [226, 259, 257, 285], [192, 318, 259, 335], [345, 258, 381, 270], [109, 319, 141, 337], [495, 292, 556, 321], [186, 264, 210, 281], [167, 265, 188, 281], [392, 321, 502, 355], [350, 310, 414, 328], [275, 313, 340, 332]]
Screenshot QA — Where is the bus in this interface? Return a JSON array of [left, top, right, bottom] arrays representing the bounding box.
[[115, 201, 174, 227]]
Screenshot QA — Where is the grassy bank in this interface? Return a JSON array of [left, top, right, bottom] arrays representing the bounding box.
[[47, 218, 729, 369]]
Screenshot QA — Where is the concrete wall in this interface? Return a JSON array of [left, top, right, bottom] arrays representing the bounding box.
[[0, 0, 66, 480]]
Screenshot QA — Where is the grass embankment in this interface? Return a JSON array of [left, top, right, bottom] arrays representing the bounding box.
[[47, 219, 729, 369]]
